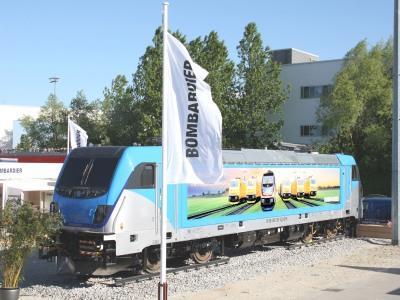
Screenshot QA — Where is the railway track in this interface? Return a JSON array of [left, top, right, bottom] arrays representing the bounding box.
[[188, 203, 241, 219], [224, 201, 257, 216], [284, 234, 346, 250], [113, 257, 230, 286]]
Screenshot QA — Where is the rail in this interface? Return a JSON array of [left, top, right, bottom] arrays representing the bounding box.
[[113, 257, 230, 286]]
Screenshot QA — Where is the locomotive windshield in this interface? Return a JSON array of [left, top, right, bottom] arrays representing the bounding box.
[[262, 176, 274, 187], [230, 180, 238, 187], [56, 156, 119, 199]]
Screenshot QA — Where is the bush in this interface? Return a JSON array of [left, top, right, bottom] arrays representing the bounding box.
[[0, 200, 62, 288]]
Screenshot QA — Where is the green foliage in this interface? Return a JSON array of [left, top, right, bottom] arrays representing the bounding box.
[[18, 94, 68, 151], [69, 91, 105, 145], [233, 23, 288, 149], [318, 39, 393, 194], [133, 28, 186, 145], [18, 24, 289, 151], [0, 201, 62, 288], [102, 75, 139, 146], [188, 31, 236, 148]]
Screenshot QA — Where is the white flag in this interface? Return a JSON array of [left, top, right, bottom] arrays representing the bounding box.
[[68, 119, 88, 149], [165, 32, 223, 184]]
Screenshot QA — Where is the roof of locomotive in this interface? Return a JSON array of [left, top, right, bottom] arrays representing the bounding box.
[[222, 149, 340, 165], [67, 146, 352, 166]]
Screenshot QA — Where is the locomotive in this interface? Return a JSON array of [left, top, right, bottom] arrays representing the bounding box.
[[46, 147, 361, 275]]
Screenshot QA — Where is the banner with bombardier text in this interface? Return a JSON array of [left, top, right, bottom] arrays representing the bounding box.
[[165, 32, 223, 184]]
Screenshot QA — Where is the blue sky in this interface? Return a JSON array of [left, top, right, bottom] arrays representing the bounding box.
[[0, 0, 393, 107]]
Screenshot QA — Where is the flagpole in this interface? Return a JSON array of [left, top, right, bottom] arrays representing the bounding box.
[[160, 2, 169, 300], [67, 116, 70, 154]]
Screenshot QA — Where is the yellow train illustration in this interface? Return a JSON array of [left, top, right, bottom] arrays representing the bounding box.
[[279, 179, 291, 199], [228, 178, 247, 202], [291, 176, 305, 198], [246, 177, 261, 202], [304, 177, 317, 198]]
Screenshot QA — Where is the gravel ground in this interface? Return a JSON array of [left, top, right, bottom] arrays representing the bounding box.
[[20, 238, 375, 300]]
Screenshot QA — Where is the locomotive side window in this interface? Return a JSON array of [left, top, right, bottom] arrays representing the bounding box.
[[125, 163, 155, 189], [352, 165, 360, 181]]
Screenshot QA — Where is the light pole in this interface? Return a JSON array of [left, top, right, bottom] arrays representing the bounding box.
[[392, 0, 400, 245], [49, 76, 60, 97]]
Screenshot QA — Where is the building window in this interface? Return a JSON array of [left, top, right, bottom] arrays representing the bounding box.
[[300, 85, 332, 99], [300, 125, 329, 137], [300, 125, 318, 137]]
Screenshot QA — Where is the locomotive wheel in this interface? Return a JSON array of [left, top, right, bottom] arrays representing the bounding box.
[[143, 249, 161, 273], [190, 247, 214, 264]]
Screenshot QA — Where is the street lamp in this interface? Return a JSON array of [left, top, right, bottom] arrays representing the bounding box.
[[49, 76, 60, 97]]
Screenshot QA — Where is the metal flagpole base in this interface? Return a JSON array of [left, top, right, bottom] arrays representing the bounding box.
[[158, 282, 168, 300]]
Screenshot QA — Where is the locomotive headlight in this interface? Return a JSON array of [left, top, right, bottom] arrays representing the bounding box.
[[93, 205, 112, 224]]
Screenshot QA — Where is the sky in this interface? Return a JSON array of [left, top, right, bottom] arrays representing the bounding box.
[[0, 0, 393, 107]]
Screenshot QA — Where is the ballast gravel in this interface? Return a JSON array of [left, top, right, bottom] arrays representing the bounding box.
[[20, 238, 375, 300]]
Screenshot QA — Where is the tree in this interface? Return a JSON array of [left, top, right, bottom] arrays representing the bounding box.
[[0, 130, 13, 150], [69, 90, 105, 145], [102, 75, 139, 145], [188, 31, 236, 148], [18, 94, 68, 150], [234, 23, 288, 149], [133, 27, 186, 145], [318, 40, 393, 194]]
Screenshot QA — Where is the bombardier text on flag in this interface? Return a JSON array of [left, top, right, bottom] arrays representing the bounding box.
[[165, 32, 223, 184], [68, 119, 88, 149]]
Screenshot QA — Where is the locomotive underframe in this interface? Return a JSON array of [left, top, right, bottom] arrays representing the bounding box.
[[51, 216, 357, 276]]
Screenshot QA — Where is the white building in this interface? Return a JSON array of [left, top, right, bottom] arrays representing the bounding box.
[[0, 104, 40, 150], [0, 161, 63, 212], [271, 48, 344, 145]]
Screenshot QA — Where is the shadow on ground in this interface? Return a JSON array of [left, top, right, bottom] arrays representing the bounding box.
[[336, 265, 400, 275]]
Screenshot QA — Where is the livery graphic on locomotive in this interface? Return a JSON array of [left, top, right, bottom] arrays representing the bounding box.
[[187, 167, 340, 219]]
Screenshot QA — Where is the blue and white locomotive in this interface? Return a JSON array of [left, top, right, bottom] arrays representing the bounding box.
[[50, 146, 361, 275]]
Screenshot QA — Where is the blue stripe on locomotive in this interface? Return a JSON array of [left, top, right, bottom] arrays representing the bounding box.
[[54, 147, 358, 230]]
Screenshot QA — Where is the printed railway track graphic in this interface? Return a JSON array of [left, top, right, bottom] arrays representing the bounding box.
[[224, 201, 259, 216], [188, 203, 243, 219], [283, 198, 321, 209], [295, 198, 319, 207], [283, 200, 297, 209]]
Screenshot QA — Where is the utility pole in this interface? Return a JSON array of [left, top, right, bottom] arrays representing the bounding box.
[[392, 0, 400, 245], [49, 76, 60, 97]]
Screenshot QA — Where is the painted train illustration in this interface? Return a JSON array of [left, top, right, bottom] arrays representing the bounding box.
[[260, 171, 276, 209], [304, 177, 317, 198], [229, 171, 319, 209]]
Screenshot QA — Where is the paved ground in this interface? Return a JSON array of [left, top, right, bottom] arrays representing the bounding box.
[[172, 239, 400, 300]]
